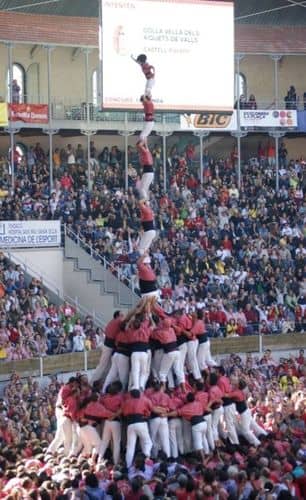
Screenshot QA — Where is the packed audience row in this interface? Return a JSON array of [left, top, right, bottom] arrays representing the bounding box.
[[0, 253, 103, 361], [0, 345, 306, 499], [0, 139, 305, 338]]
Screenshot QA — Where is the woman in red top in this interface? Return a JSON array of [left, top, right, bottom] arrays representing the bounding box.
[[132, 54, 155, 98]]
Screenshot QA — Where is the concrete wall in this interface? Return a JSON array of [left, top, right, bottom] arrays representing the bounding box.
[[0, 43, 99, 103], [0, 42, 305, 107], [6, 247, 64, 295]]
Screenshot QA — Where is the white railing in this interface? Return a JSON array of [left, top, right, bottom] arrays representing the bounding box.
[[64, 225, 139, 305]]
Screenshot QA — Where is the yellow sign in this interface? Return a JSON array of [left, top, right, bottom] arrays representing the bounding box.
[[0, 103, 8, 127]]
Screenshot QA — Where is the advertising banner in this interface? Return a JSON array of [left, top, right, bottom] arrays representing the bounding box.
[[180, 112, 237, 131], [9, 104, 49, 123], [0, 220, 61, 248], [0, 103, 8, 126], [240, 109, 297, 128], [100, 0, 234, 111]]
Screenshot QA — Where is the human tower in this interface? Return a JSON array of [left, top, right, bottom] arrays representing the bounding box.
[[48, 57, 266, 467]]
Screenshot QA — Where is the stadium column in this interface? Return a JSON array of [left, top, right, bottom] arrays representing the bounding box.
[[156, 114, 172, 192], [269, 131, 285, 192], [193, 131, 209, 185], [231, 131, 248, 189], [81, 128, 97, 190], [5, 42, 18, 190], [43, 45, 56, 190], [118, 113, 135, 191], [271, 55, 282, 108]]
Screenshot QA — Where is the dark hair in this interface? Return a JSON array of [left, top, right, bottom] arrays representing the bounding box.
[[130, 389, 141, 399], [217, 366, 225, 376], [186, 392, 195, 403], [113, 310, 121, 319], [197, 309, 204, 320], [85, 473, 99, 488], [209, 373, 218, 386], [136, 54, 147, 63]]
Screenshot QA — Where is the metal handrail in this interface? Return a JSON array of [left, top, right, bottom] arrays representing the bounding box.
[[64, 225, 139, 302]]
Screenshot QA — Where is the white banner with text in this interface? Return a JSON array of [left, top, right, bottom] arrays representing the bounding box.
[[0, 221, 61, 248]]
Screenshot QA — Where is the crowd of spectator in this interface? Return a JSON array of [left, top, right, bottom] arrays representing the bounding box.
[[0, 138, 305, 340], [0, 253, 103, 361], [0, 351, 306, 499]]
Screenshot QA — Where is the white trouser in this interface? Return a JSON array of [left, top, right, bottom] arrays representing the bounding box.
[[178, 342, 188, 376], [149, 417, 170, 458], [159, 350, 184, 385], [237, 409, 261, 447], [250, 417, 267, 437], [192, 421, 209, 454], [183, 419, 192, 453], [47, 407, 64, 453], [126, 422, 152, 468], [152, 349, 163, 379], [139, 172, 154, 201], [169, 418, 184, 458], [78, 425, 101, 456], [144, 350, 152, 389], [186, 340, 201, 380], [140, 121, 154, 141], [138, 229, 156, 255], [91, 345, 113, 384], [197, 340, 216, 371], [99, 420, 121, 465], [204, 414, 215, 451], [130, 351, 149, 391], [62, 416, 73, 456], [70, 422, 82, 457], [145, 78, 155, 98], [211, 407, 223, 442], [223, 404, 239, 445], [102, 352, 130, 392]]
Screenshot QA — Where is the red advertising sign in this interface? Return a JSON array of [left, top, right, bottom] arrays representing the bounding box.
[[9, 104, 49, 124]]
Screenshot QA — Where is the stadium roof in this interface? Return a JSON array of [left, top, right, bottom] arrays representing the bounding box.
[[0, 0, 306, 25]]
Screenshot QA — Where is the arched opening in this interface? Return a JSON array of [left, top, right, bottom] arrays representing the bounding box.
[[235, 72, 247, 101], [7, 63, 26, 103]]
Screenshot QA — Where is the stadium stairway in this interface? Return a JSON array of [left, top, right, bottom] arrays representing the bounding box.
[[63, 234, 139, 323]]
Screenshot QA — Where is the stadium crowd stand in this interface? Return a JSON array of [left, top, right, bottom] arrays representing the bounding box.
[[0, 253, 103, 360], [0, 140, 305, 340], [0, 352, 306, 499]]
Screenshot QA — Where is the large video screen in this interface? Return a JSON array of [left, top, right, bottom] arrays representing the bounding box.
[[100, 0, 234, 112]]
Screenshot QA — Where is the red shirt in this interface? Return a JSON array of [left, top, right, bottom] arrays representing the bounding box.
[[143, 99, 154, 121], [140, 204, 154, 222], [208, 385, 223, 404], [217, 375, 233, 395], [147, 390, 171, 410], [228, 389, 245, 402], [195, 390, 209, 413], [125, 320, 152, 344], [137, 263, 156, 281], [141, 62, 155, 79], [177, 400, 203, 421], [152, 324, 176, 345], [137, 143, 153, 166], [122, 394, 153, 417], [190, 319, 205, 340], [84, 401, 114, 420], [100, 393, 123, 412], [63, 395, 79, 420], [105, 317, 122, 341]]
